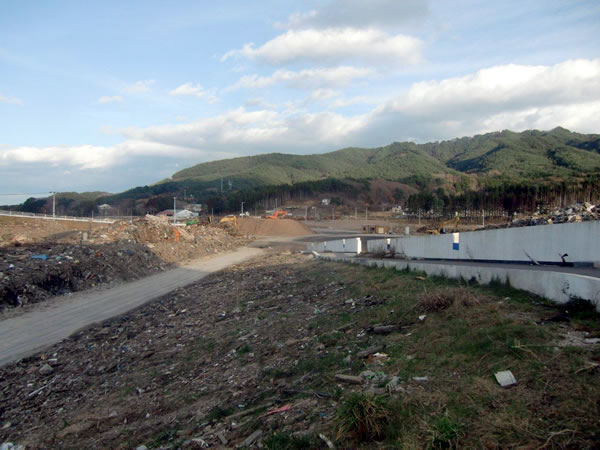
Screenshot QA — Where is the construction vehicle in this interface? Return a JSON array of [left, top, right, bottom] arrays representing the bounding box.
[[425, 216, 460, 235], [218, 215, 237, 228], [266, 210, 287, 219]]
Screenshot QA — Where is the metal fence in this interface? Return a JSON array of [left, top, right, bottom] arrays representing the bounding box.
[[0, 209, 116, 224]]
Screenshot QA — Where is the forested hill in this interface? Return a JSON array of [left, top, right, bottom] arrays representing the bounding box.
[[169, 127, 600, 187]]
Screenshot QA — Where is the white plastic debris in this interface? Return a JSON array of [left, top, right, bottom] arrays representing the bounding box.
[[495, 370, 517, 387]]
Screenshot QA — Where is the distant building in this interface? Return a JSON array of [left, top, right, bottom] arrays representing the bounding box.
[[391, 205, 403, 213], [186, 204, 203, 213], [175, 209, 198, 219], [321, 198, 330, 206], [98, 204, 113, 216], [157, 209, 198, 219]]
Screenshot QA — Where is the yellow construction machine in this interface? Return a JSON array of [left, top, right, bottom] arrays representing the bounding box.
[[218, 215, 237, 228], [425, 216, 460, 235]]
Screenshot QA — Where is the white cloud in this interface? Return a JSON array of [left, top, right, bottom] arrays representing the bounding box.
[[0, 93, 24, 106], [222, 28, 423, 65], [124, 80, 155, 93], [228, 66, 373, 91], [3, 59, 599, 173], [308, 88, 340, 102], [280, 0, 429, 29], [120, 107, 367, 151], [383, 59, 600, 119], [245, 98, 277, 109], [97, 95, 123, 104], [169, 82, 219, 103], [329, 95, 378, 109]]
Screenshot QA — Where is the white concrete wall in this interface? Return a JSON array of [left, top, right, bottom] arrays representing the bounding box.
[[367, 221, 600, 264], [309, 238, 362, 254], [319, 254, 600, 310]]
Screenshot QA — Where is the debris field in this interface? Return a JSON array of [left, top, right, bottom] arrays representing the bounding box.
[[1, 253, 599, 448]]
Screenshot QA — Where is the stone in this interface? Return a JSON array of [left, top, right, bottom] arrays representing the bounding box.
[[39, 363, 54, 375], [335, 374, 364, 384]]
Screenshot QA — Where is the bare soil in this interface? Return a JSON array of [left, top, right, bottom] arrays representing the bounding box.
[[237, 218, 313, 237]]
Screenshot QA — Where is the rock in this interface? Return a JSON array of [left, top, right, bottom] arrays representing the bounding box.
[[335, 374, 364, 384], [39, 363, 54, 375], [242, 429, 263, 447], [216, 431, 228, 445]]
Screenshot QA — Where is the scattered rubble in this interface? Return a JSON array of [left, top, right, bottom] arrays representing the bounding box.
[[488, 202, 599, 229]]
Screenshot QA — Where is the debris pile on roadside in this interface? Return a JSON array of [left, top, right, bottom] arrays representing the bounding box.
[[0, 216, 249, 310], [0, 242, 166, 309], [90, 216, 250, 264]]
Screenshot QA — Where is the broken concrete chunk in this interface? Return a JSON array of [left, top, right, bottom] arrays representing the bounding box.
[[335, 374, 364, 384], [242, 429, 263, 447], [216, 431, 228, 445], [39, 363, 54, 375], [495, 370, 517, 387]]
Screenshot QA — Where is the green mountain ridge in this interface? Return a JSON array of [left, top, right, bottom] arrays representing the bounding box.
[[168, 127, 600, 189]]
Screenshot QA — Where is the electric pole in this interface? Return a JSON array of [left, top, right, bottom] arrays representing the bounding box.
[[173, 197, 177, 224], [241, 201, 245, 215], [50, 191, 56, 220]]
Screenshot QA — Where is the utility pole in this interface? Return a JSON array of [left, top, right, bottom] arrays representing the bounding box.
[[365, 207, 368, 222], [241, 202, 245, 215], [482, 209, 485, 227], [173, 197, 177, 224], [305, 206, 308, 221], [50, 191, 56, 220]]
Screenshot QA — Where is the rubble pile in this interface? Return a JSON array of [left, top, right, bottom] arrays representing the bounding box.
[[92, 216, 249, 264], [0, 242, 166, 309], [0, 216, 249, 310], [510, 202, 598, 227], [0, 254, 388, 448], [476, 202, 599, 231]]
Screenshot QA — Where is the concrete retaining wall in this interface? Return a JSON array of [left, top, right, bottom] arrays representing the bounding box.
[[367, 221, 600, 265], [318, 255, 600, 310], [309, 238, 362, 254]]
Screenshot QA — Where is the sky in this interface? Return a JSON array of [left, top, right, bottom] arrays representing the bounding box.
[[1, 0, 599, 204]]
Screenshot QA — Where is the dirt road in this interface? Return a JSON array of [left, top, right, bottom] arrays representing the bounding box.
[[0, 247, 263, 367]]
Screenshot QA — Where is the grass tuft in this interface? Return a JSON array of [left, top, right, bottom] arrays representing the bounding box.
[[336, 393, 395, 442]]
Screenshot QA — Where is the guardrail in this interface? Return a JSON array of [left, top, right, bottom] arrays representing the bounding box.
[[0, 210, 116, 224]]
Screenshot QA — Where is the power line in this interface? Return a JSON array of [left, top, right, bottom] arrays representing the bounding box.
[[0, 192, 53, 196]]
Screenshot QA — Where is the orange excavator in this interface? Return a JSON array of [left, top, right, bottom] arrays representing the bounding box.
[[267, 210, 287, 219]]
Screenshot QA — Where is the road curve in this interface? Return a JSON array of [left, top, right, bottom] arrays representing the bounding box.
[[0, 247, 263, 367]]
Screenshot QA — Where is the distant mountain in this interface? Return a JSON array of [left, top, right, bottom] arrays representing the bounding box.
[[168, 127, 600, 188]]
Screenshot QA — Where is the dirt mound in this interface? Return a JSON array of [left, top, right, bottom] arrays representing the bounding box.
[[237, 218, 313, 236]]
